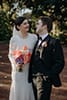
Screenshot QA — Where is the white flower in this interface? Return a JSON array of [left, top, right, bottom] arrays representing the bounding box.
[[42, 41, 47, 47], [16, 8, 32, 17]]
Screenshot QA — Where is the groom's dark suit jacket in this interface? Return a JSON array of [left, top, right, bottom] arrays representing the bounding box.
[[28, 35, 64, 87]]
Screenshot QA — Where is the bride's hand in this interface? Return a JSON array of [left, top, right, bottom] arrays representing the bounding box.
[[16, 63, 23, 68], [16, 63, 24, 72]]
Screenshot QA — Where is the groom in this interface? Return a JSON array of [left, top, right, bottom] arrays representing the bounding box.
[[28, 16, 64, 100]]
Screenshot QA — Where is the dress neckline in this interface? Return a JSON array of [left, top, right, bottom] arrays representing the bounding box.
[[18, 32, 29, 40]]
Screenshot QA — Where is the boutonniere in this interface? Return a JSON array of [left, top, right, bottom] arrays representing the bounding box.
[[36, 41, 48, 58], [41, 41, 48, 48]]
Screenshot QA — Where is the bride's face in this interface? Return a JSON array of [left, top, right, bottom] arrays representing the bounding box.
[[18, 19, 29, 33]]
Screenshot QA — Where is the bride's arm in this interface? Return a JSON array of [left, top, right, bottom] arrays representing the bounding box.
[[8, 36, 23, 68], [8, 36, 17, 64]]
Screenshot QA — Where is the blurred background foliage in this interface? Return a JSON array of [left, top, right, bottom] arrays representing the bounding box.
[[0, 0, 67, 45]]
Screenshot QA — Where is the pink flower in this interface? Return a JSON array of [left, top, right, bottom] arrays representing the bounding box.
[[12, 46, 32, 65], [24, 52, 32, 64], [12, 50, 24, 64]]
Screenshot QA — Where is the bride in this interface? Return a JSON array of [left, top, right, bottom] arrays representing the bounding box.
[[8, 16, 37, 100]]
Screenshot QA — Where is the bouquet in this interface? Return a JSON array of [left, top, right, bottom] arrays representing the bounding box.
[[12, 46, 32, 72]]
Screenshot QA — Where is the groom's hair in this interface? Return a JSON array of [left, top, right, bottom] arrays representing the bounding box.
[[14, 16, 26, 31], [39, 16, 52, 32]]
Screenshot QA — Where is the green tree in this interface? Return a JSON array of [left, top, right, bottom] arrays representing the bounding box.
[[0, 0, 67, 43]]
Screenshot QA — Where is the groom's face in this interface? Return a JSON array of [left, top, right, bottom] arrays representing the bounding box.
[[36, 19, 43, 34], [36, 19, 47, 34]]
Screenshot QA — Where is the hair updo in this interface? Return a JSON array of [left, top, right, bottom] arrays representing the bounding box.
[[14, 16, 27, 31]]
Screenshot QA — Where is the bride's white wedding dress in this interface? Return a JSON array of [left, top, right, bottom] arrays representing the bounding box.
[[8, 33, 37, 100]]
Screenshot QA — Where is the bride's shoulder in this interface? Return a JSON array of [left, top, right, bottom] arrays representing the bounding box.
[[9, 35, 18, 44]]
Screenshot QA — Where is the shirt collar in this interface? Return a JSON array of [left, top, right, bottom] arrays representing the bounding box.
[[40, 33, 48, 40]]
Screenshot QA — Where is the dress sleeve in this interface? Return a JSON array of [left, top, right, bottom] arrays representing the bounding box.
[[8, 36, 17, 64]]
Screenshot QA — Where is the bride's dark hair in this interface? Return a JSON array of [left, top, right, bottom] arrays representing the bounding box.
[[14, 16, 27, 31]]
